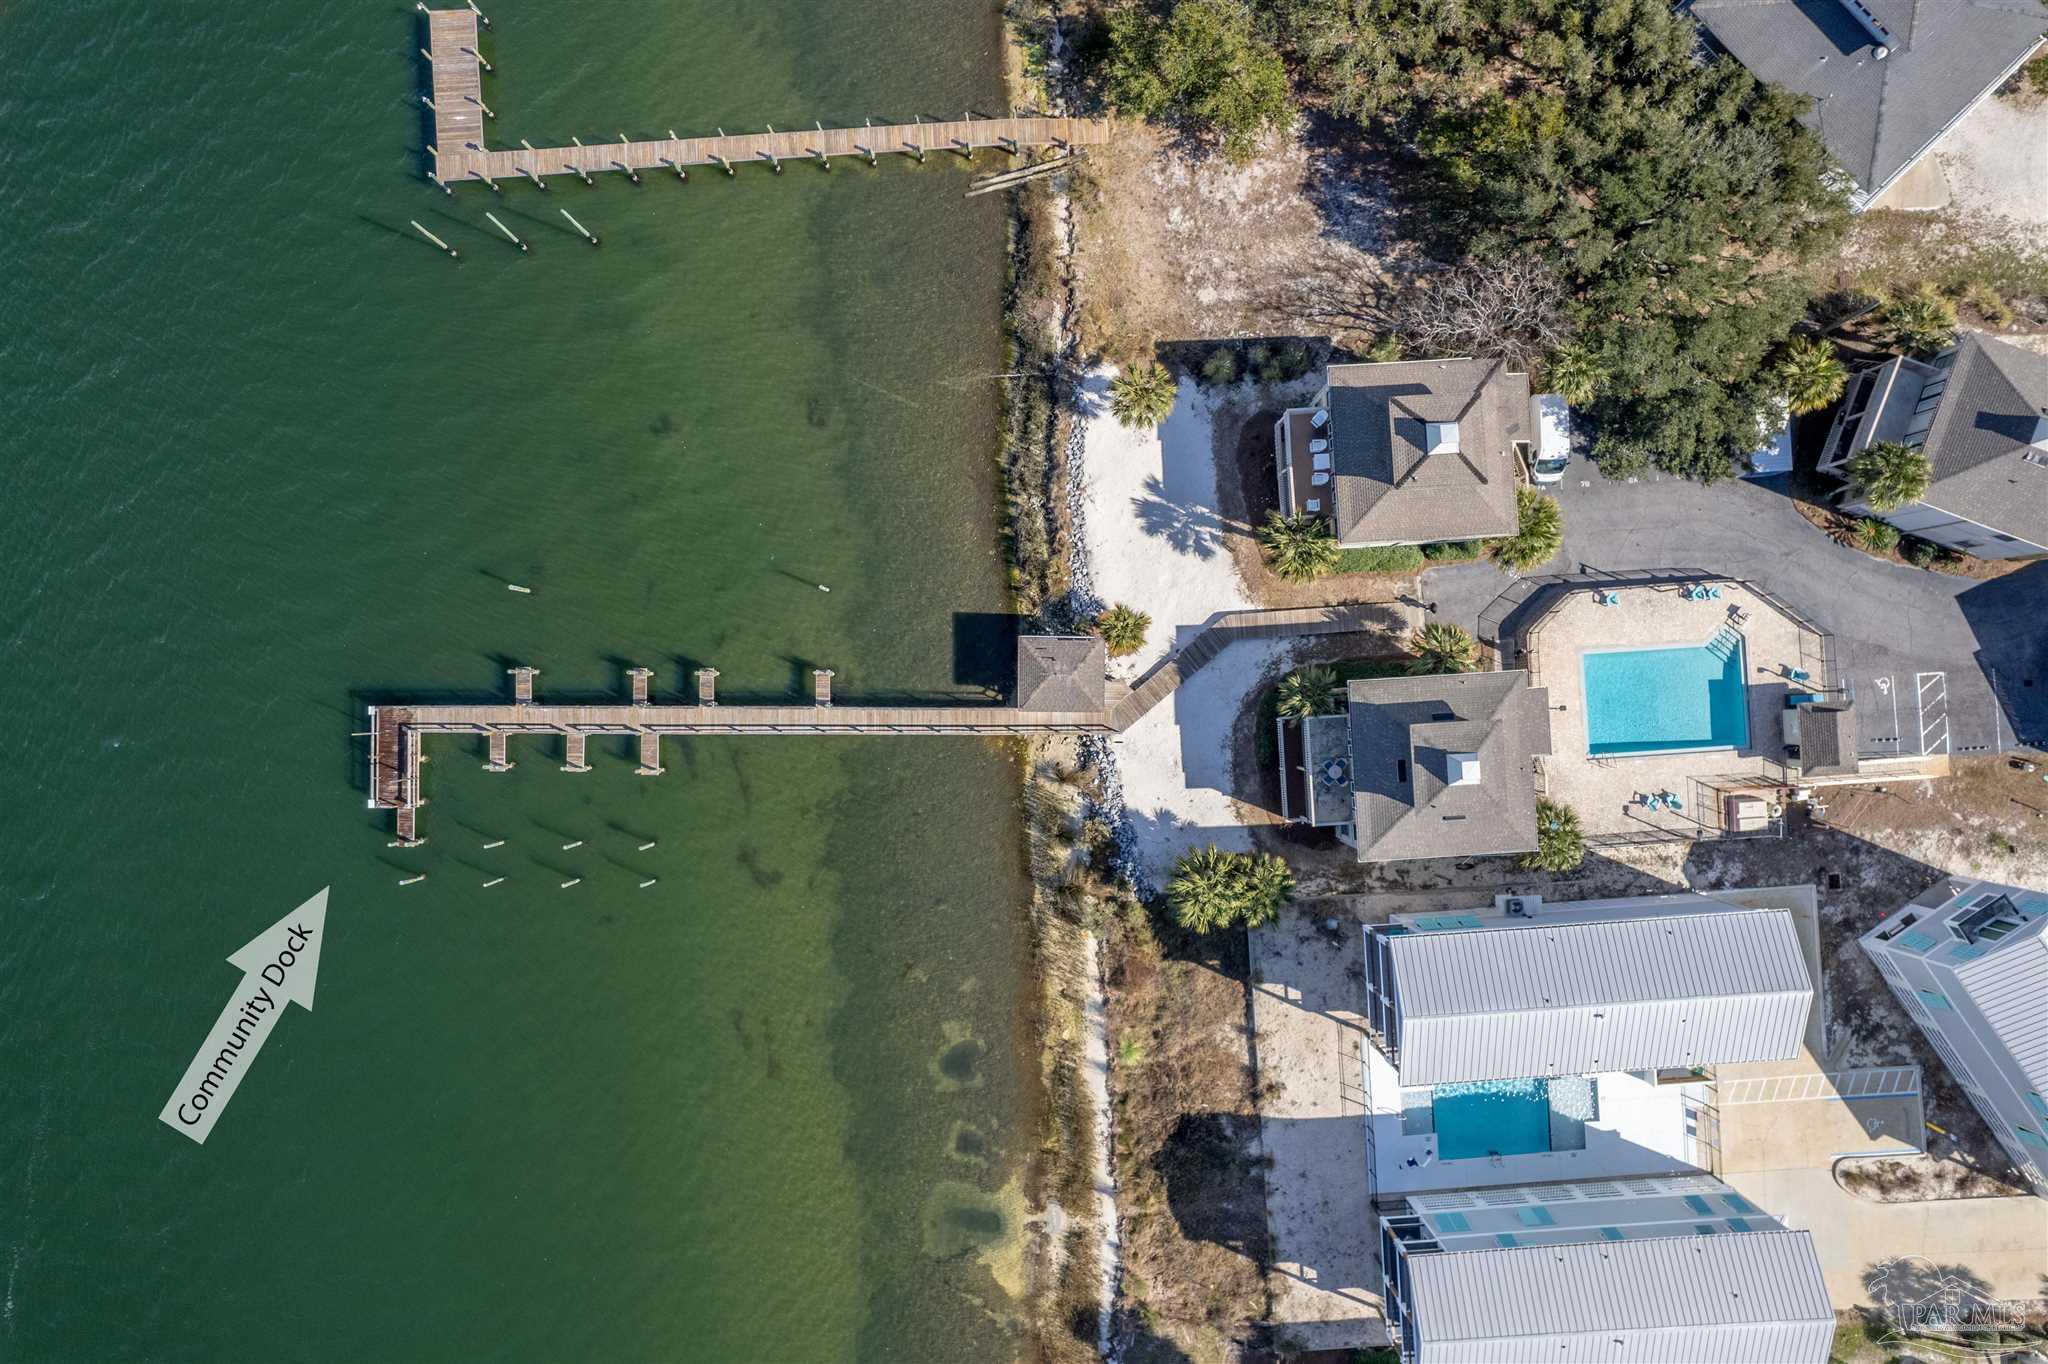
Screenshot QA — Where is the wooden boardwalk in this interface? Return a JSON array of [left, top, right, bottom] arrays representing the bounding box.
[[420, 6, 1110, 189], [369, 603, 1390, 843]]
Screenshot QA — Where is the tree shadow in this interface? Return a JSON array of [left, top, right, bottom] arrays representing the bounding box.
[[1157, 1112, 1270, 1258], [1862, 1257, 1999, 1322], [1131, 472, 1231, 559]]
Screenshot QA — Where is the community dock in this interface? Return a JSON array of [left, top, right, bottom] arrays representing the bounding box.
[[419, 5, 1110, 190], [368, 605, 1390, 843]]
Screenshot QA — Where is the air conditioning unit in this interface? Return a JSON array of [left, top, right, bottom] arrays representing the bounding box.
[[1495, 894, 1541, 918]]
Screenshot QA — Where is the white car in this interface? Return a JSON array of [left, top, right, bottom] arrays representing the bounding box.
[[1530, 393, 1572, 485]]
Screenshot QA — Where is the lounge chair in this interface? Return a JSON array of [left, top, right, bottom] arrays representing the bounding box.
[[1311, 451, 1332, 472], [1304, 498, 1322, 513], [1310, 408, 1328, 429], [1311, 470, 1331, 486], [1309, 438, 1330, 454]]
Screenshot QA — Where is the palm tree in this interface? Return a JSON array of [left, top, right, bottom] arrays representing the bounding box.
[[1774, 336, 1848, 415], [1238, 853, 1295, 929], [1492, 488, 1564, 572], [1878, 284, 1957, 357], [1545, 342, 1602, 407], [1274, 664, 1341, 719], [1167, 845, 1248, 933], [1258, 511, 1339, 582], [1092, 603, 1151, 658], [1846, 440, 1933, 513], [1407, 622, 1479, 675], [1521, 800, 1585, 873], [1108, 363, 1178, 428]]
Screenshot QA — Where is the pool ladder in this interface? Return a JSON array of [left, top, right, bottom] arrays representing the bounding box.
[[1705, 624, 1742, 661]]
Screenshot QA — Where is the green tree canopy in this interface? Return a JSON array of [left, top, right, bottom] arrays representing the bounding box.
[[1846, 441, 1932, 513], [1492, 489, 1564, 572], [1877, 284, 1958, 358], [1522, 800, 1586, 873], [1406, 622, 1479, 675], [1166, 845, 1295, 932], [1773, 335, 1849, 415], [1103, 0, 1292, 160], [1092, 603, 1152, 657], [1274, 664, 1341, 718], [1107, 363, 1178, 428], [1258, 511, 1340, 582]]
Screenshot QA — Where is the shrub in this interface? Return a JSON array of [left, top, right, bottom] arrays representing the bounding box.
[[1422, 539, 1485, 563], [1855, 518, 1901, 554], [1275, 664, 1342, 718], [1167, 845, 1295, 932], [1092, 603, 1151, 657], [1258, 511, 1341, 581], [1522, 800, 1585, 873], [1772, 335, 1848, 415], [1332, 544, 1425, 574], [1275, 342, 1312, 380], [1492, 488, 1564, 571], [1962, 282, 2013, 327], [1877, 283, 1958, 357], [1199, 347, 1239, 387], [1904, 537, 1939, 568], [1846, 440, 1932, 513], [1364, 334, 1404, 363], [1407, 622, 1479, 675], [2021, 52, 2048, 100], [1108, 363, 1178, 428], [1592, 439, 1652, 479]]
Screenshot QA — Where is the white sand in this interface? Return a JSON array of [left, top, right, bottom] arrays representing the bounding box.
[[1073, 367, 1295, 883]]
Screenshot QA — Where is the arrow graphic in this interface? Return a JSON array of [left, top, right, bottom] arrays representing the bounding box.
[[159, 887, 329, 1145]]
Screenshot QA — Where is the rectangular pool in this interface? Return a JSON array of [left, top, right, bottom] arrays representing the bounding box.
[[1432, 1078, 1552, 1160], [1582, 631, 1750, 756]]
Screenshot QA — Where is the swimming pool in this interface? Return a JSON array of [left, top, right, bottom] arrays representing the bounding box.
[[1432, 1078, 1552, 1160], [1582, 630, 1750, 756]]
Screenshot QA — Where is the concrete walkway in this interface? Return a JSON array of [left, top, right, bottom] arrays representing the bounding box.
[[1425, 468, 2048, 753]]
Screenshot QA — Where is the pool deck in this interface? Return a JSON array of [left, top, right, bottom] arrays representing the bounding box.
[[1521, 582, 1814, 838]]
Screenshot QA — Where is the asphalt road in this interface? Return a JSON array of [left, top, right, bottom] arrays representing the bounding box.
[[1423, 466, 2048, 755]]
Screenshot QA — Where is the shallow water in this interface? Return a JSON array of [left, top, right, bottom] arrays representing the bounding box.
[[0, 1, 1040, 1358]]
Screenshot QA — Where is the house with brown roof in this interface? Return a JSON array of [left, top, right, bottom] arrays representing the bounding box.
[[1818, 332, 2048, 559], [1278, 669, 1553, 863], [1273, 358, 1533, 547], [1013, 634, 1107, 713], [1687, 0, 2048, 212]]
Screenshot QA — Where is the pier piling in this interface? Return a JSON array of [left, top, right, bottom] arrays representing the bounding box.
[[409, 219, 459, 259], [484, 211, 526, 251], [559, 208, 599, 245]]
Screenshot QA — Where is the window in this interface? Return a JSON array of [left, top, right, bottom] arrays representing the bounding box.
[[1516, 1206, 1557, 1227], [1916, 989, 1953, 1013], [1682, 1195, 1712, 1216], [2016, 1127, 2048, 1152], [1726, 1217, 1752, 1232], [1435, 1212, 1471, 1233], [1599, 1227, 1625, 1242], [1720, 1193, 1756, 1215], [1693, 1224, 1716, 1236], [1949, 941, 1990, 963], [1495, 1233, 1518, 1248], [1898, 930, 1937, 952], [2026, 1093, 2048, 1122]]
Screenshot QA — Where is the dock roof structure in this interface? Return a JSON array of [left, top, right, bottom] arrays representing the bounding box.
[[1689, 0, 2048, 206], [1370, 902, 1814, 1085], [1402, 1229, 1834, 1364], [1014, 635, 1107, 713], [1323, 358, 1530, 546]]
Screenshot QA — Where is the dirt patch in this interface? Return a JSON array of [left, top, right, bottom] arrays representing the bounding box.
[[1837, 1154, 2017, 1203], [1070, 120, 1406, 368], [1789, 499, 2029, 581], [1103, 902, 1269, 1364], [1824, 207, 2048, 321]]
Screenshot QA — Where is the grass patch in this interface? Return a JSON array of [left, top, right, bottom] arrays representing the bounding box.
[[1832, 210, 2048, 307], [1421, 539, 1486, 563], [1332, 544, 1425, 575]]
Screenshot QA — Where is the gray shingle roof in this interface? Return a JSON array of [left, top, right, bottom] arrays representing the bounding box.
[[1404, 1231, 1835, 1364], [1014, 635, 1106, 712], [1689, 0, 2048, 196], [1346, 670, 1552, 861], [1797, 700, 1858, 777], [1324, 358, 1529, 546], [1383, 906, 1815, 1084], [1918, 333, 2048, 547]]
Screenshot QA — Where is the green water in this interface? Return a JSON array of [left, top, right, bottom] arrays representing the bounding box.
[[1, 2, 1043, 1359]]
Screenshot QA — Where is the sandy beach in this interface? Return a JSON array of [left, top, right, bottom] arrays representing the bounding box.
[[1073, 368, 1297, 883]]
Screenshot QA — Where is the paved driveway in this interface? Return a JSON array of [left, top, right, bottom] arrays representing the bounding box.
[[1424, 467, 2048, 755]]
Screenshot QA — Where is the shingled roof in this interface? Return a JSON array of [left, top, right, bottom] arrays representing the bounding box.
[[1346, 670, 1553, 862], [1916, 333, 2048, 548], [1324, 358, 1529, 546], [1798, 700, 1859, 778], [1014, 635, 1106, 713], [1690, 0, 2048, 200]]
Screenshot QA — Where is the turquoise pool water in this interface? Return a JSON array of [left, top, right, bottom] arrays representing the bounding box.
[[1582, 631, 1751, 756], [1433, 1079, 1552, 1160]]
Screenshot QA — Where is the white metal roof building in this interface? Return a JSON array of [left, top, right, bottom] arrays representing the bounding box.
[[1363, 892, 1815, 1086], [1861, 877, 2048, 1197], [1378, 1174, 1833, 1364]]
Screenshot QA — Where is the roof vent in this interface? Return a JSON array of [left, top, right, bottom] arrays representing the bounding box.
[[1447, 752, 1481, 786], [1425, 421, 1460, 456]]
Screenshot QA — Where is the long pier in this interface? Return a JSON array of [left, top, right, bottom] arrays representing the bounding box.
[[368, 605, 1392, 843], [420, 6, 1110, 190]]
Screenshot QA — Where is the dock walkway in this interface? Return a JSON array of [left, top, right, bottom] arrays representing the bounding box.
[[421, 6, 1110, 189], [369, 604, 1387, 842]]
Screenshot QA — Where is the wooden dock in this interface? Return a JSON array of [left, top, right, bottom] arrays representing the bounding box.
[[368, 605, 1391, 843], [419, 6, 1110, 190]]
